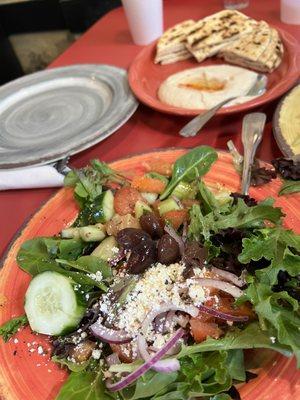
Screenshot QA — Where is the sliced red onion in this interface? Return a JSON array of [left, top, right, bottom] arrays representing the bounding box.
[[137, 334, 180, 373], [194, 278, 243, 298], [211, 267, 245, 288], [164, 224, 185, 256], [142, 303, 198, 335], [171, 195, 184, 209], [90, 318, 132, 344], [109, 249, 126, 266], [182, 221, 188, 243], [197, 304, 249, 322], [106, 328, 185, 392], [106, 353, 121, 366]]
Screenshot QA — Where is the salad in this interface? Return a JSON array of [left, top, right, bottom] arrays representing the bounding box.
[[0, 146, 299, 400]]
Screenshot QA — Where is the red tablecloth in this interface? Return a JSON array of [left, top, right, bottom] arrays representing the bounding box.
[[0, 0, 299, 257]]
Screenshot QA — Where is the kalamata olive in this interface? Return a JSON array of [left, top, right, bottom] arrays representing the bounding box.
[[157, 234, 180, 265], [127, 240, 157, 274], [116, 228, 151, 250], [139, 213, 164, 239]]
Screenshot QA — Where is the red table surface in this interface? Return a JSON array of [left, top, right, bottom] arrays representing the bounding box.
[[0, 0, 299, 258]]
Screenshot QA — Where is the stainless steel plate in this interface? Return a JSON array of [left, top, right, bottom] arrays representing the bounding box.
[[0, 64, 138, 168]]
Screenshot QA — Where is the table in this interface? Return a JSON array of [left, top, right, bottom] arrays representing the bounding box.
[[0, 0, 299, 258]]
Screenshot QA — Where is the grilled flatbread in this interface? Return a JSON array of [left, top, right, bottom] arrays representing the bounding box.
[[155, 20, 196, 64], [186, 10, 257, 62], [220, 22, 283, 72]]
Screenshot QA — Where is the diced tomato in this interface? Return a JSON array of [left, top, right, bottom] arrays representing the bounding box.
[[205, 296, 256, 320], [114, 186, 142, 215], [110, 343, 134, 363], [143, 160, 173, 177], [181, 199, 200, 208], [162, 209, 188, 230], [190, 318, 222, 343], [131, 176, 166, 194]]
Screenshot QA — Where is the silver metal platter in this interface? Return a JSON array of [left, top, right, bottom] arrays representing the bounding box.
[[0, 64, 138, 168]]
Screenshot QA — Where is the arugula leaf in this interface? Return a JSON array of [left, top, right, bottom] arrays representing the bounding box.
[[0, 315, 28, 342], [56, 370, 114, 400], [279, 180, 300, 196], [197, 181, 219, 215], [65, 159, 126, 210], [188, 204, 212, 242], [210, 395, 232, 400], [212, 199, 284, 231], [178, 322, 292, 359], [160, 146, 218, 200]]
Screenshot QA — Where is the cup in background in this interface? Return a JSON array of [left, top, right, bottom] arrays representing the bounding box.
[[223, 0, 249, 10], [281, 0, 300, 25], [121, 0, 163, 45]]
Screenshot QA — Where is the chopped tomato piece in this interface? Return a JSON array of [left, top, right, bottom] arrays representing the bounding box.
[[131, 176, 166, 194], [190, 318, 222, 343], [114, 186, 142, 215], [182, 199, 200, 208], [143, 160, 173, 177], [162, 209, 188, 230], [205, 296, 256, 320]]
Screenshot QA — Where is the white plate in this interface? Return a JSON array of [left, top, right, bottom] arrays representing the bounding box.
[[0, 65, 138, 168]]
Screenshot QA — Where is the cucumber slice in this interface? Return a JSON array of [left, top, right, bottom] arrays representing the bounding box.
[[92, 236, 118, 261], [134, 200, 152, 219], [93, 190, 115, 223], [158, 198, 180, 215], [171, 181, 196, 200], [141, 192, 158, 205], [79, 223, 106, 242], [25, 271, 86, 336]]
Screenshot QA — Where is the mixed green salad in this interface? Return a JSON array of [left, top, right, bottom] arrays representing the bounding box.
[[0, 146, 299, 400]]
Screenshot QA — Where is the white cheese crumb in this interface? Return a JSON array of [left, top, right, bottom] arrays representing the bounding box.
[[270, 336, 276, 343], [13, 338, 19, 344], [92, 349, 101, 360], [37, 346, 44, 355], [87, 271, 103, 282]]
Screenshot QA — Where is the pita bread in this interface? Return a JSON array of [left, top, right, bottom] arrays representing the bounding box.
[[220, 22, 283, 72], [155, 20, 195, 64], [186, 10, 257, 62]]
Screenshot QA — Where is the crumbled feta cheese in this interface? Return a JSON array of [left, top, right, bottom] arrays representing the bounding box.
[[87, 271, 103, 282], [81, 332, 87, 339], [187, 281, 206, 304], [92, 349, 101, 360], [13, 338, 19, 344], [37, 346, 44, 355], [270, 336, 276, 343]]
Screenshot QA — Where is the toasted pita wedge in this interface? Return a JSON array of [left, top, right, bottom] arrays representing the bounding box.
[[220, 22, 283, 72], [186, 10, 257, 62], [155, 20, 195, 64]]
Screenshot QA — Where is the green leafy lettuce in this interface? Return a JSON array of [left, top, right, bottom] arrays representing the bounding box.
[[0, 315, 28, 342], [160, 146, 218, 200], [17, 237, 112, 291]]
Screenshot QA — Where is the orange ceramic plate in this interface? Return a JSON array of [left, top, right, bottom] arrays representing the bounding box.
[[128, 28, 300, 116], [0, 149, 299, 400]]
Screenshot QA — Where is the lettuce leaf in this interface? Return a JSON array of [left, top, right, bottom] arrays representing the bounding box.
[[0, 315, 28, 342]]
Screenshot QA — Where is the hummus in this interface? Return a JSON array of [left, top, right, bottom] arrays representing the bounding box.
[[279, 85, 300, 156], [158, 65, 261, 110]]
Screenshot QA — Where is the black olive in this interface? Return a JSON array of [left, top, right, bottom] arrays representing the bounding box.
[[127, 241, 157, 274], [116, 228, 151, 249], [139, 213, 164, 239], [157, 234, 180, 265]]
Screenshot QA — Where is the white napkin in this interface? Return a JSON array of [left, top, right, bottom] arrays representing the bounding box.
[[0, 165, 65, 191]]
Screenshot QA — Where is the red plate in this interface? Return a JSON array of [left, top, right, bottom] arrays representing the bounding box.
[[128, 28, 300, 116], [0, 149, 299, 400]]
